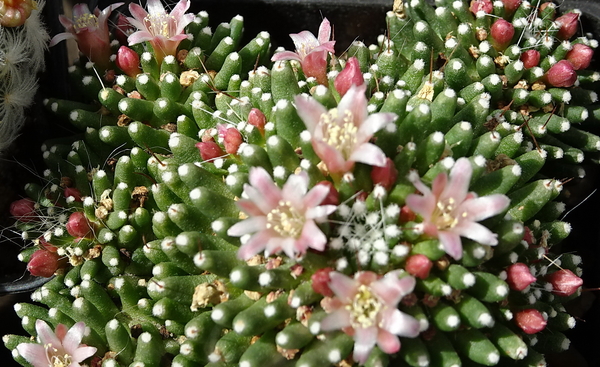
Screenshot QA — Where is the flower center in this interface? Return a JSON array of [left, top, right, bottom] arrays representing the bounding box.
[[320, 109, 358, 160], [347, 284, 382, 328], [266, 200, 304, 238], [45, 344, 72, 367], [144, 12, 175, 37], [433, 198, 460, 230], [73, 13, 98, 33]]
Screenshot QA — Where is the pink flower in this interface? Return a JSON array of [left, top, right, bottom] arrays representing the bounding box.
[[16, 320, 97, 367], [334, 57, 364, 97], [49, 3, 124, 70], [127, 0, 195, 64], [406, 158, 510, 260], [295, 84, 396, 176], [271, 18, 336, 85], [320, 270, 421, 364], [227, 167, 337, 260]]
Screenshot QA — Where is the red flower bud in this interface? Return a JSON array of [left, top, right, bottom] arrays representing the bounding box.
[[196, 141, 226, 161], [523, 226, 534, 245], [501, 0, 522, 14], [116, 46, 141, 78], [370, 158, 398, 191], [223, 128, 243, 155], [64, 187, 82, 202], [515, 309, 547, 334], [38, 237, 58, 252], [470, 0, 493, 15], [399, 205, 416, 223], [312, 267, 334, 297], [506, 263, 537, 291], [114, 13, 135, 46], [247, 108, 267, 136], [545, 269, 583, 296], [405, 254, 433, 279], [545, 60, 577, 87], [66, 212, 93, 238], [555, 12, 579, 40], [334, 57, 364, 97], [520, 50, 541, 69], [490, 19, 515, 50], [10, 198, 37, 222], [27, 249, 64, 278], [566, 43, 594, 70], [315, 181, 339, 206]]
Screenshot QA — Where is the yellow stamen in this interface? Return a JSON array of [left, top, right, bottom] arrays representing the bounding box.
[[347, 285, 382, 328], [266, 200, 304, 238]]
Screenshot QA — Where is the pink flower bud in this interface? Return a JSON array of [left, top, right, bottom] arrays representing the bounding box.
[[523, 226, 534, 245], [27, 249, 63, 278], [223, 128, 243, 155], [10, 198, 37, 222], [301, 49, 329, 85], [501, 0, 522, 14], [405, 254, 433, 279], [334, 57, 364, 97], [247, 108, 266, 135], [490, 19, 515, 50], [545, 60, 577, 87], [520, 50, 541, 69], [566, 43, 594, 70], [312, 267, 334, 297], [66, 212, 93, 238], [116, 46, 141, 77], [196, 141, 226, 161], [555, 12, 579, 40], [114, 13, 135, 46], [399, 205, 416, 223], [64, 187, 83, 202], [315, 181, 339, 206], [38, 237, 58, 252], [371, 158, 398, 191], [470, 0, 493, 15], [515, 309, 547, 334], [506, 263, 537, 291], [545, 269, 583, 296]]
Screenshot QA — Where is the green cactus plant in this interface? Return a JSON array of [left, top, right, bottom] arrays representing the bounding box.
[[4, 0, 599, 366]]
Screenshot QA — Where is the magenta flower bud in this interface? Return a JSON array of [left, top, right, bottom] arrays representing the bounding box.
[[470, 0, 493, 15], [520, 50, 541, 69], [566, 43, 594, 70], [405, 254, 433, 279], [196, 141, 226, 161], [10, 198, 37, 222], [116, 46, 142, 77], [545, 269, 583, 296], [64, 187, 83, 202], [27, 249, 64, 278], [311, 267, 334, 297], [66, 211, 93, 238], [315, 181, 339, 206], [506, 263, 537, 291], [556, 12, 580, 40], [515, 309, 547, 334], [371, 158, 398, 191], [545, 60, 577, 87], [223, 128, 244, 155], [490, 19, 515, 50], [501, 0, 522, 14], [247, 108, 266, 135], [334, 57, 364, 97]]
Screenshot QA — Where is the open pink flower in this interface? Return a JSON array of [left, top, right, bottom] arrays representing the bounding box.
[[295, 84, 396, 177], [272, 18, 336, 85], [127, 0, 195, 64], [406, 158, 510, 260], [228, 167, 336, 260], [49, 3, 124, 70], [16, 320, 96, 367], [320, 270, 420, 364]]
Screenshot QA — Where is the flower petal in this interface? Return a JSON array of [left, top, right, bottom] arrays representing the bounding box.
[[358, 113, 396, 138], [294, 94, 327, 133], [348, 142, 387, 167], [328, 272, 358, 302], [299, 220, 327, 251], [71, 346, 97, 363], [128, 3, 149, 23], [377, 329, 401, 354], [320, 308, 352, 331], [35, 320, 62, 348], [337, 84, 368, 123], [443, 157, 472, 203], [227, 216, 267, 237], [438, 230, 464, 260], [405, 193, 435, 221], [380, 308, 421, 337], [353, 326, 378, 364], [317, 18, 332, 44], [15, 343, 48, 367], [248, 167, 281, 208], [453, 220, 499, 246], [237, 230, 271, 260], [459, 194, 510, 221], [371, 273, 415, 306], [62, 322, 86, 353], [271, 50, 302, 62]]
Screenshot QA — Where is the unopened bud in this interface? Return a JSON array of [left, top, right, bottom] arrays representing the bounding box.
[[501, 0, 522, 14], [371, 158, 398, 191], [116, 46, 141, 77], [114, 14, 135, 46], [196, 141, 226, 161], [334, 57, 364, 97], [223, 128, 243, 155], [545, 60, 577, 87], [312, 267, 334, 297], [566, 43, 594, 70], [515, 309, 547, 334], [27, 249, 64, 278], [64, 187, 83, 202], [490, 19, 515, 50], [470, 0, 493, 15], [506, 263, 537, 291], [545, 269, 583, 296], [555, 12, 579, 40], [66, 212, 93, 238], [399, 205, 416, 223], [520, 50, 541, 69], [247, 108, 267, 135], [405, 254, 433, 279], [10, 198, 37, 222]]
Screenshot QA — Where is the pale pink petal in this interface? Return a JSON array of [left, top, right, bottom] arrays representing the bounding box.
[[371, 274, 415, 305], [298, 220, 327, 251], [358, 112, 396, 138], [271, 51, 302, 62], [337, 84, 368, 123], [317, 18, 332, 44], [305, 204, 337, 219], [442, 157, 472, 203], [236, 199, 265, 217], [377, 329, 401, 354], [248, 167, 281, 208], [282, 171, 309, 206], [438, 230, 464, 260], [274, 237, 297, 259], [145, 0, 166, 14], [35, 320, 62, 348], [227, 216, 267, 237], [290, 31, 320, 57], [320, 308, 352, 331], [453, 221, 499, 246], [312, 139, 347, 173], [459, 194, 510, 221], [241, 185, 275, 214], [62, 322, 86, 352], [237, 230, 271, 259], [431, 172, 448, 199], [58, 15, 73, 29], [407, 171, 432, 197], [55, 324, 68, 341], [328, 272, 358, 302], [170, 0, 191, 19], [317, 40, 336, 54], [405, 194, 436, 221], [128, 31, 154, 45], [348, 143, 387, 167], [303, 184, 331, 209], [15, 344, 48, 367], [49, 32, 77, 47], [71, 346, 97, 362], [128, 3, 149, 22], [356, 271, 379, 285], [294, 94, 327, 133], [380, 308, 421, 337], [353, 326, 378, 364]]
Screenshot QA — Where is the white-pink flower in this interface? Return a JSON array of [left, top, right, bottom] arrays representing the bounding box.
[[127, 0, 195, 63], [405, 157, 511, 260], [272, 18, 336, 85], [320, 270, 420, 365], [227, 166, 337, 260], [295, 84, 396, 176], [16, 320, 96, 367]]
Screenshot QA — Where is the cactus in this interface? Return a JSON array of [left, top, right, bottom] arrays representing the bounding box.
[[4, 0, 599, 366]]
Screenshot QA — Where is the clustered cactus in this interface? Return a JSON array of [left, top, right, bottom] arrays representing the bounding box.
[[3, 0, 599, 366]]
